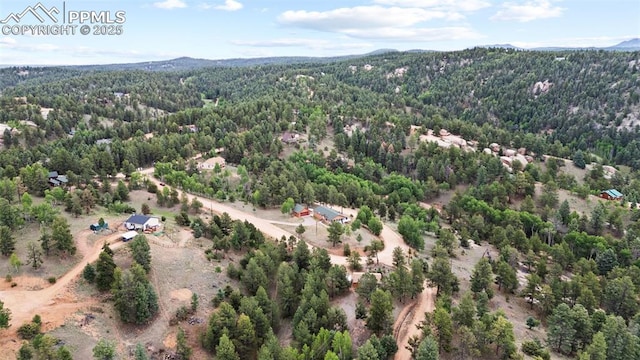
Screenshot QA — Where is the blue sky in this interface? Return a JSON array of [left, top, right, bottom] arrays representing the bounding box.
[[0, 0, 639, 65]]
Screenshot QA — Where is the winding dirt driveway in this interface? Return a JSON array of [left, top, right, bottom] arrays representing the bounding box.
[[143, 171, 436, 359], [0, 230, 126, 342], [0, 168, 435, 359]]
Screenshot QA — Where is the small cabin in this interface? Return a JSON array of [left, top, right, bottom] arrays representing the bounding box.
[[292, 204, 310, 217], [600, 189, 623, 201]]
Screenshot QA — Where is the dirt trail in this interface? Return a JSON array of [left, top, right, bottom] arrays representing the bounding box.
[[0, 231, 126, 335], [393, 286, 437, 360]]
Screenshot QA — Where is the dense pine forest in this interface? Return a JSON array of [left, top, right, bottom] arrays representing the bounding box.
[[0, 47, 639, 360]]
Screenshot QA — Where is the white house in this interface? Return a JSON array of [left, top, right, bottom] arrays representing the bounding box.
[[124, 214, 160, 231]]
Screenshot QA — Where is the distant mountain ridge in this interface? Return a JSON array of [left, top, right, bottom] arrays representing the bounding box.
[[480, 38, 640, 51], [65, 51, 391, 72], [3, 39, 638, 71]]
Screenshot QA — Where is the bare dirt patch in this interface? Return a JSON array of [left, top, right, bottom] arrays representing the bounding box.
[[170, 288, 193, 302]]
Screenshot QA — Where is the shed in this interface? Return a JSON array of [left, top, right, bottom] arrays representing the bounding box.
[[350, 272, 382, 288], [292, 204, 310, 217], [600, 189, 623, 201], [124, 214, 160, 231], [122, 230, 138, 242]]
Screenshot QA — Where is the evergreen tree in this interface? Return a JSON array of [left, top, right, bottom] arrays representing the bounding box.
[[433, 306, 453, 352], [366, 289, 393, 334], [83, 263, 96, 283], [0, 225, 15, 256], [130, 234, 151, 272], [547, 303, 576, 355], [95, 250, 116, 291], [111, 263, 159, 324], [415, 335, 439, 360], [327, 221, 344, 247], [216, 333, 240, 360], [51, 216, 76, 255], [26, 242, 43, 270], [93, 339, 117, 360], [470, 257, 494, 297], [176, 327, 192, 360]]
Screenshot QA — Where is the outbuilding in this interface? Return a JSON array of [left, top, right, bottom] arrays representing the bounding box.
[[122, 230, 138, 242], [292, 204, 310, 217], [600, 189, 623, 201], [124, 214, 160, 231]]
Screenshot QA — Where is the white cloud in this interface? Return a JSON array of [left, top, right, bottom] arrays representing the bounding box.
[[153, 0, 187, 9], [198, 3, 213, 9], [215, 0, 243, 11], [231, 38, 374, 51], [278, 6, 457, 31], [343, 26, 483, 41], [277, 6, 482, 42], [372, 0, 491, 12], [491, 0, 564, 22], [0, 37, 17, 45]]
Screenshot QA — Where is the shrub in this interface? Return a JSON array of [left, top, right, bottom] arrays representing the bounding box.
[[343, 243, 351, 256], [521, 339, 550, 360], [17, 322, 41, 340], [11, 282, 17, 287], [175, 306, 190, 322], [226, 264, 241, 279], [5, 274, 12, 283], [161, 216, 166, 222], [48, 277, 56, 284], [215, 266, 222, 273]]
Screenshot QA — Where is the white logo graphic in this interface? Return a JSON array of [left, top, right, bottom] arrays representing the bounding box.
[[0, 2, 59, 24]]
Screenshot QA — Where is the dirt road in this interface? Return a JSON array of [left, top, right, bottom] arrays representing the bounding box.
[[0, 231, 126, 334], [393, 286, 438, 360]]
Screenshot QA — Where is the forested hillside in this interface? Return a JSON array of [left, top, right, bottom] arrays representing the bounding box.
[[0, 48, 639, 360]]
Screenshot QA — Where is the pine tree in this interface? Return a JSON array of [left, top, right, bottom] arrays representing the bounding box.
[[470, 257, 493, 297], [415, 335, 438, 360], [366, 289, 393, 334], [130, 235, 151, 272], [83, 263, 96, 283], [51, 216, 76, 256], [176, 327, 192, 360], [95, 250, 116, 291], [216, 334, 240, 360], [0, 225, 15, 256], [26, 242, 43, 270], [547, 303, 576, 354]]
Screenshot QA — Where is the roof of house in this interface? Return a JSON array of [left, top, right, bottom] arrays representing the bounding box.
[[282, 131, 297, 142], [48, 171, 58, 178], [49, 178, 60, 186], [57, 175, 68, 183], [602, 189, 623, 198], [125, 214, 153, 225], [293, 204, 307, 213], [314, 206, 345, 221]]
